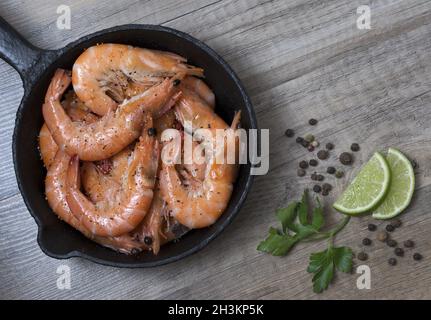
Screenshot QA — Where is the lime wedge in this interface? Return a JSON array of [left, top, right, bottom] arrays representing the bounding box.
[[372, 148, 415, 219], [333, 152, 390, 215]]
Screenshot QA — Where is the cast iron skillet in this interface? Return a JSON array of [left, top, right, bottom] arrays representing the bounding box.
[[0, 17, 256, 267]]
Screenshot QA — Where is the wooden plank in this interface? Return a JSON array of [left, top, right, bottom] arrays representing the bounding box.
[[0, 0, 430, 299]]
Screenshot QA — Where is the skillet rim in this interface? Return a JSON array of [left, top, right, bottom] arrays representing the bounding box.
[[12, 24, 257, 268]]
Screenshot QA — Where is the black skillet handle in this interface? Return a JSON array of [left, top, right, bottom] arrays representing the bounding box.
[[0, 16, 43, 83]]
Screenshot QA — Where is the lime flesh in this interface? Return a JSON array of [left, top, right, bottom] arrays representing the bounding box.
[[333, 152, 390, 215], [372, 148, 415, 219]]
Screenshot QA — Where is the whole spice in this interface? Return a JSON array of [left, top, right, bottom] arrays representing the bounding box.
[[386, 224, 395, 232], [311, 141, 319, 148], [357, 252, 368, 261], [388, 258, 397, 266], [335, 170, 344, 179], [309, 159, 318, 167], [339, 152, 353, 165], [387, 239, 397, 247], [144, 236, 153, 245], [297, 169, 306, 177], [377, 231, 388, 242], [413, 253, 423, 261], [316, 174, 325, 182], [285, 129, 295, 137], [301, 140, 310, 148], [317, 150, 329, 160], [322, 183, 332, 192], [309, 118, 318, 126], [147, 127, 157, 137], [311, 172, 318, 181], [394, 248, 404, 257], [325, 143, 334, 150], [304, 134, 315, 142], [327, 166, 336, 174], [362, 238, 372, 246], [322, 189, 329, 196], [307, 145, 315, 152], [403, 240, 414, 248], [391, 219, 402, 228], [350, 143, 360, 152], [313, 185, 322, 193], [299, 160, 309, 169], [296, 137, 304, 144], [368, 223, 377, 232]]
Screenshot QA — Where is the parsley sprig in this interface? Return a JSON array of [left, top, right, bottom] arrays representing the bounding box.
[[257, 190, 352, 293]]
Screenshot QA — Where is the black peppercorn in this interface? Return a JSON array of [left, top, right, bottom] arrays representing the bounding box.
[[313, 185, 322, 193], [296, 137, 304, 144], [307, 145, 315, 152], [362, 238, 372, 246], [327, 166, 336, 174], [350, 143, 360, 152], [403, 240, 414, 248], [297, 168, 306, 177], [285, 129, 295, 137], [325, 143, 334, 150], [391, 219, 402, 228], [386, 224, 395, 232], [147, 127, 157, 136], [413, 253, 423, 261], [388, 258, 397, 266], [322, 183, 332, 191], [339, 152, 353, 165], [317, 150, 329, 160], [368, 223, 377, 231], [299, 160, 308, 169], [357, 252, 368, 261], [144, 236, 153, 245], [309, 159, 318, 167], [394, 247, 404, 257], [322, 189, 329, 196], [309, 118, 318, 125], [387, 239, 397, 247], [316, 174, 324, 181], [311, 172, 318, 181]]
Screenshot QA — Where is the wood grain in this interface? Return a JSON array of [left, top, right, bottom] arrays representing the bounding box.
[[1, 0, 431, 299]]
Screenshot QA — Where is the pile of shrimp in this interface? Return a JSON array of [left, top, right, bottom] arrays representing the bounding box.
[[38, 44, 240, 255]]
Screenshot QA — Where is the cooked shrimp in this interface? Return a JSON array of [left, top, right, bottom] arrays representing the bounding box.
[[72, 44, 203, 115], [45, 150, 148, 254], [159, 99, 241, 229], [66, 115, 159, 237], [43, 69, 181, 161], [181, 76, 215, 109], [39, 91, 98, 168]]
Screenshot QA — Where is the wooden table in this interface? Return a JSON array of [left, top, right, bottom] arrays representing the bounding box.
[[1, 0, 430, 300]]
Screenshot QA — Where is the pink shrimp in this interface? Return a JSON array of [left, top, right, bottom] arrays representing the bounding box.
[[66, 115, 159, 237], [72, 44, 203, 115], [43, 69, 181, 161], [159, 94, 241, 229]]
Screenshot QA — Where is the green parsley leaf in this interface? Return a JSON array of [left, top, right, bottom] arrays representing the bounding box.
[[307, 246, 353, 293], [333, 247, 353, 273], [311, 198, 324, 230], [257, 228, 299, 256], [276, 201, 298, 233]]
